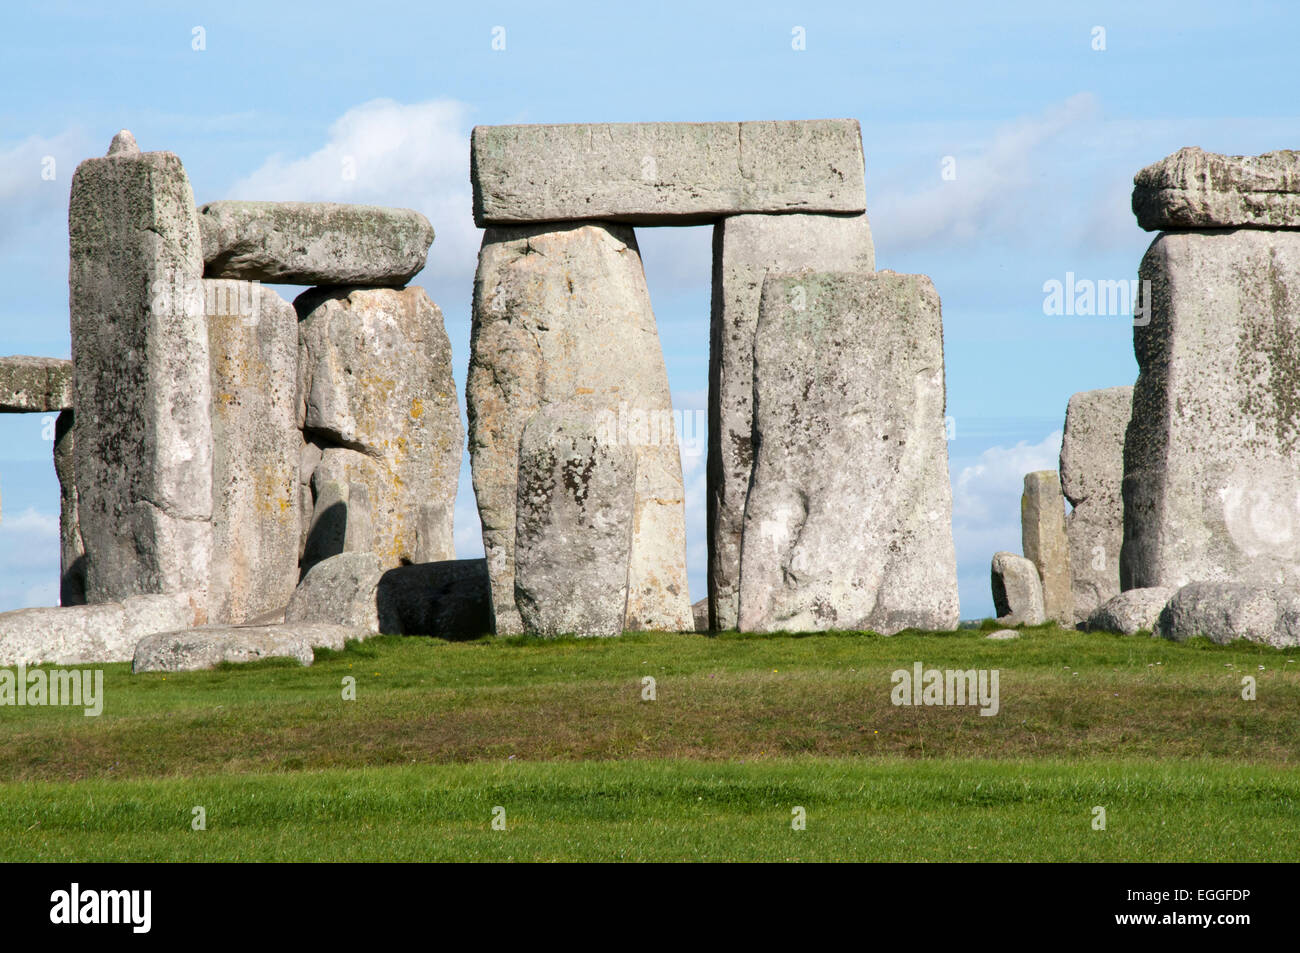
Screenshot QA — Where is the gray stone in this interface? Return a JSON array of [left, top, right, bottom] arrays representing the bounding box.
[[471, 120, 866, 226], [1122, 230, 1300, 590], [300, 473, 372, 573], [0, 356, 73, 412], [1060, 386, 1133, 624], [68, 138, 212, 615], [53, 409, 85, 606], [736, 270, 959, 634], [1154, 582, 1300, 648], [1021, 471, 1073, 624], [107, 130, 138, 156], [985, 629, 1020, 641], [707, 212, 875, 631], [0, 593, 191, 666], [691, 597, 710, 633], [296, 286, 461, 571], [198, 201, 433, 286], [1133, 147, 1300, 231], [206, 280, 301, 624], [468, 222, 691, 635], [285, 551, 382, 633], [514, 405, 636, 638], [1087, 587, 1174, 635], [376, 559, 492, 639], [990, 552, 1047, 627], [132, 623, 326, 673]]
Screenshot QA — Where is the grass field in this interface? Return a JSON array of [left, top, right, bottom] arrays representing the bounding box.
[[2, 624, 1298, 860]]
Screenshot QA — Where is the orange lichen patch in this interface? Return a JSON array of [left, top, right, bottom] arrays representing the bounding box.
[[409, 397, 424, 419]]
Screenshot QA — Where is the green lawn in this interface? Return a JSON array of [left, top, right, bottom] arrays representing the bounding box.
[[2, 625, 1297, 860]]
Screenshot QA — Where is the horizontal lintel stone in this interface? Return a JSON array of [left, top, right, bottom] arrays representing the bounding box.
[[0, 355, 73, 412]]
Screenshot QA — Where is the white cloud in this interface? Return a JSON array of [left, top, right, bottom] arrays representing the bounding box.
[[0, 506, 59, 540], [951, 431, 1062, 568], [0, 128, 91, 250]]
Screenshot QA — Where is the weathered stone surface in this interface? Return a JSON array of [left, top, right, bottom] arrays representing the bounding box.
[[1060, 386, 1132, 624], [133, 623, 325, 673], [468, 222, 691, 634], [300, 472, 372, 573], [376, 559, 492, 639], [1122, 231, 1300, 591], [514, 405, 636, 638], [0, 593, 191, 666], [198, 201, 433, 286], [990, 552, 1047, 627], [107, 130, 138, 156], [471, 120, 866, 226], [206, 280, 300, 624], [296, 286, 460, 572], [0, 356, 73, 412], [691, 597, 709, 633], [1133, 147, 1300, 231], [707, 212, 875, 631], [1154, 582, 1300, 648], [285, 551, 382, 633], [68, 137, 211, 614], [1021, 471, 1073, 624], [736, 270, 958, 634], [985, 629, 1020, 640], [53, 409, 86, 606], [1087, 586, 1174, 635]]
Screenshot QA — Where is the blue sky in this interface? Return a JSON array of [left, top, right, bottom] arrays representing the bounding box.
[[1, 1, 1297, 617]]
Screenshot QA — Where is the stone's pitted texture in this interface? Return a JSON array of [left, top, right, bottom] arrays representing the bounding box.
[[1155, 582, 1300, 648], [990, 552, 1047, 627], [1060, 386, 1133, 623], [707, 212, 875, 631], [0, 593, 191, 666], [513, 406, 636, 638], [986, 629, 1020, 641], [691, 597, 710, 633], [107, 130, 139, 156], [1021, 471, 1074, 625], [296, 286, 461, 570], [198, 201, 434, 286], [0, 356, 74, 412], [300, 473, 372, 573], [471, 120, 867, 226], [206, 280, 300, 624], [1087, 587, 1175, 635], [376, 559, 492, 639], [1132, 147, 1300, 231], [737, 270, 959, 634], [69, 141, 212, 613], [285, 551, 382, 633], [1122, 231, 1300, 591], [133, 624, 322, 673], [53, 410, 86, 606], [468, 222, 691, 635]]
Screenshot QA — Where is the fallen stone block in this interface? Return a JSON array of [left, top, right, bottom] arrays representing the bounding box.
[[1021, 470, 1073, 625], [1133, 146, 1300, 231], [471, 120, 866, 226], [707, 212, 875, 631], [0, 593, 191, 666], [132, 624, 330, 672], [0, 356, 73, 412], [198, 201, 433, 285], [985, 629, 1020, 641], [1155, 582, 1300, 648], [991, 552, 1046, 627], [737, 270, 958, 633], [376, 558, 492, 639], [285, 551, 382, 633], [1087, 587, 1174, 635]]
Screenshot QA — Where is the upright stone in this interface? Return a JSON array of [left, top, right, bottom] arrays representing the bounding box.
[[1122, 231, 1300, 590], [990, 552, 1046, 626], [513, 405, 636, 637], [1021, 471, 1073, 624], [468, 222, 692, 635], [708, 212, 875, 631], [206, 279, 301, 623], [1060, 386, 1132, 623], [296, 286, 461, 571], [53, 410, 85, 606], [68, 134, 211, 616], [737, 271, 958, 634]]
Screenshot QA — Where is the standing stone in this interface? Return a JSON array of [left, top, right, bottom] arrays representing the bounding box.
[[513, 405, 636, 637], [1060, 386, 1132, 624], [707, 212, 875, 631], [1122, 230, 1300, 590], [468, 222, 692, 635], [1132, 147, 1300, 231], [990, 552, 1046, 626], [296, 286, 461, 571], [1021, 471, 1073, 625], [206, 279, 301, 623], [68, 134, 211, 616], [737, 271, 959, 634], [53, 410, 85, 606]]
